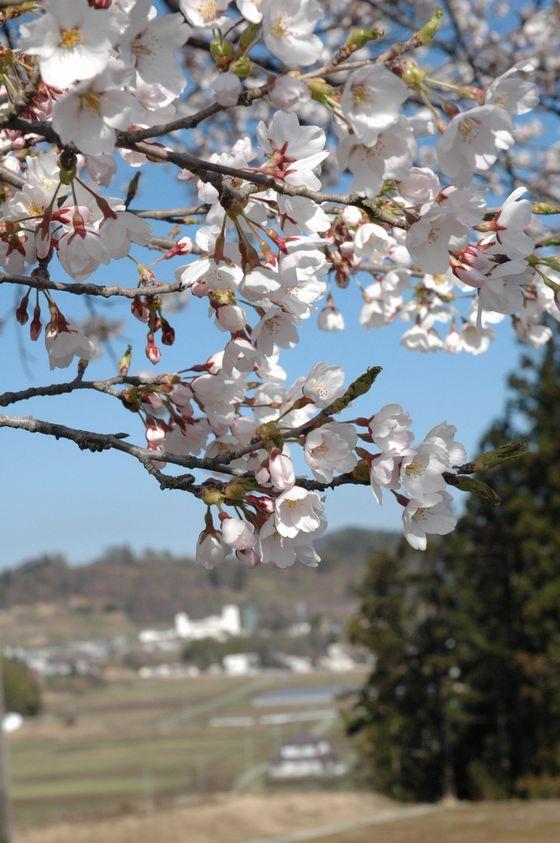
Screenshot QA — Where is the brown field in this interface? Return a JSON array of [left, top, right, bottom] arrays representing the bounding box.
[[14, 794, 560, 843], [326, 800, 560, 843]]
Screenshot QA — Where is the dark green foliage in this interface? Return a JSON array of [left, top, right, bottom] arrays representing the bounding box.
[[2, 657, 41, 716], [347, 543, 464, 801], [349, 332, 560, 801]]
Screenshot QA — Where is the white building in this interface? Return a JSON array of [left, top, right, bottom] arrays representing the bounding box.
[[175, 604, 242, 641], [139, 604, 243, 650], [267, 735, 348, 780], [223, 652, 260, 676]]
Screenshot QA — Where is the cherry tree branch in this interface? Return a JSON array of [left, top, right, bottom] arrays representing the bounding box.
[[121, 141, 408, 228], [0, 271, 186, 299], [0, 374, 173, 407], [0, 410, 369, 495]]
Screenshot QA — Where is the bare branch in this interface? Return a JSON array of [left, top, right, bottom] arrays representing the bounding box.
[[0, 374, 173, 407], [0, 271, 186, 299]]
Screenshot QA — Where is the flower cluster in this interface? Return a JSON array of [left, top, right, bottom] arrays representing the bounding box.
[[0, 1, 549, 566]]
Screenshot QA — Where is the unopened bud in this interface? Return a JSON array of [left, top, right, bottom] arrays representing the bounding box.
[[344, 27, 384, 51], [352, 460, 371, 483], [467, 439, 528, 473], [145, 332, 160, 365], [201, 486, 225, 506], [415, 6, 443, 46], [400, 61, 427, 89], [58, 149, 77, 183], [161, 318, 175, 346], [327, 366, 383, 415], [445, 474, 501, 505], [131, 295, 149, 322], [118, 344, 132, 375], [224, 477, 257, 500], [531, 202, 560, 215], [30, 302, 41, 341], [210, 38, 234, 69], [230, 56, 252, 78], [307, 78, 334, 105], [16, 290, 30, 325], [442, 100, 460, 117]]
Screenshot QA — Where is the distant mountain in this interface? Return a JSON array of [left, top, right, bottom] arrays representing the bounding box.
[[0, 528, 398, 627]]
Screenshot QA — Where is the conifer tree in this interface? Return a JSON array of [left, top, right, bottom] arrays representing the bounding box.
[[349, 330, 560, 800]]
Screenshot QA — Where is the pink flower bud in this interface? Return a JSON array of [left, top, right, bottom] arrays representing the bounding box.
[[16, 292, 29, 325], [161, 318, 175, 346], [145, 333, 161, 365], [30, 303, 42, 341]]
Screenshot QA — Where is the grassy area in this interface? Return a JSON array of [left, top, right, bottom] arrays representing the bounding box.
[[10, 671, 361, 827]]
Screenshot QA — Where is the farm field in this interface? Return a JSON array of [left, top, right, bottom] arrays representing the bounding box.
[[9, 670, 362, 828]]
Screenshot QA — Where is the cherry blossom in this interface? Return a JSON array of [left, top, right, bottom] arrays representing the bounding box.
[[52, 65, 141, 156], [403, 492, 457, 551], [436, 105, 515, 186], [45, 321, 96, 370], [19, 0, 119, 89], [341, 64, 409, 147], [262, 0, 323, 67]]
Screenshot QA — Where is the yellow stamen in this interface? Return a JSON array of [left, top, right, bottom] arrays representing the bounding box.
[[59, 27, 84, 50]]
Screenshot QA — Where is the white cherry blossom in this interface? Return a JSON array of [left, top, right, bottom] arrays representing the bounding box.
[[341, 64, 409, 146], [275, 486, 324, 539], [403, 492, 457, 550], [436, 105, 515, 186], [262, 0, 323, 67], [303, 362, 345, 408], [304, 422, 357, 483], [19, 0, 119, 89]]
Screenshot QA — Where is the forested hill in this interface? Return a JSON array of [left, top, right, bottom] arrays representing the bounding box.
[[0, 528, 398, 626]]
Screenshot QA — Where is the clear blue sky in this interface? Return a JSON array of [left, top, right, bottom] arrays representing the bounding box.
[[0, 4, 527, 570]]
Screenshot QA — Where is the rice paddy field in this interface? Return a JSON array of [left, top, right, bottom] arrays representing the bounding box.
[[9, 669, 361, 828]]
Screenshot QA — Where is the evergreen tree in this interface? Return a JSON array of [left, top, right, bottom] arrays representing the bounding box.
[[349, 331, 560, 800], [348, 544, 465, 801], [448, 333, 560, 798]]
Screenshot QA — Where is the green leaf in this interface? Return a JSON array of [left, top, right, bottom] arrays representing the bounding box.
[[447, 474, 501, 505], [327, 366, 383, 415], [468, 439, 528, 473], [415, 7, 443, 45]]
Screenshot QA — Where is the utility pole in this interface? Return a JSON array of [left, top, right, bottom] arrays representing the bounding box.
[[0, 651, 13, 843]]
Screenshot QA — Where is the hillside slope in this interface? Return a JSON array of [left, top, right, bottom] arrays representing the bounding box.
[[0, 528, 398, 627]]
